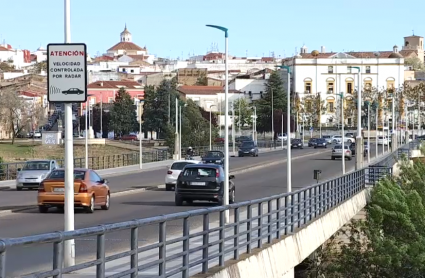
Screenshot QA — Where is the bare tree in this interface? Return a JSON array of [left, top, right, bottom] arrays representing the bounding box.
[[0, 84, 42, 144], [300, 93, 326, 129], [404, 82, 425, 129]]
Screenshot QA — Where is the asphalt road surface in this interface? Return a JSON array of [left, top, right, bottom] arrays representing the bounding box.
[[0, 147, 314, 209], [0, 144, 386, 277]]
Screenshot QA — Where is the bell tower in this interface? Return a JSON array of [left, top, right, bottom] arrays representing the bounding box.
[[120, 24, 132, 42]]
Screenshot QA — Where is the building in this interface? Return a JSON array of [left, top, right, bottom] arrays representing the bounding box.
[[283, 43, 411, 126], [228, 69, 272, 102], [107, 25, 148, 57], [0, 44, 31, 69], [177, 68, 208, 85], [402, 35, 424, 63]]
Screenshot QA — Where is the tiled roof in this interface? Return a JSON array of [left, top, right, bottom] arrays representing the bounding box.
[[94, 55, 115, 62], [178, 85, 223, 95], [299, 50, 417, 59], [128, 55, 147, 60], [108, 42, 146, 51], [208, 70, 241, 74], [87, 80, 143, 89], [0, 46, 11, 52]]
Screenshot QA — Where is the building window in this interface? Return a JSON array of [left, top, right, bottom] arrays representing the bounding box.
[[347, 67, 352, 73], [327, 101, 334, 113], [366, 66, 371, 74], [328, 66, 334, 74], [346, 82, 353, 94], [305, 82, 312, 94], [130, 69, 134, 73], [365, 82, 372, 90], [327, 82, 334, 94]]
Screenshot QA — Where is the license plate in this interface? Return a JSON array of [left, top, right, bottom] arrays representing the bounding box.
[[53, 188, 65, 192], [191, 182, 205, 186], [244, 152, 249, 153]]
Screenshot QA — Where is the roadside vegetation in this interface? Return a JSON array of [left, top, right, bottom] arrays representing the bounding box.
[[301, 150, 425, 277]]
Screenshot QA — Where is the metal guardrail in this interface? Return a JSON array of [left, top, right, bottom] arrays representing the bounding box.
[[0, 144, 413, 278]]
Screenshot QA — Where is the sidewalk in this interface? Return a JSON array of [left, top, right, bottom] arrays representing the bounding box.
[[0, 147, 281, 190]]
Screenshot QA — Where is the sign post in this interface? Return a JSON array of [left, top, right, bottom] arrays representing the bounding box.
[[47, 41, 87, 267]]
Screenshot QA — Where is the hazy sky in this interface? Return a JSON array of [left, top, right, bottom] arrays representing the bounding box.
[[1, 0, 423, 58]]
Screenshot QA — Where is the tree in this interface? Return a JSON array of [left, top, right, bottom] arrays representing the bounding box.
[[405, 57, 424, 71], [300, 93, 326, 128], [79, 104, 111, 136], [405, 83, 425, 129], [256, 71, 287, 134], [33, 61, 47, 73], [0, 62, 14, 72], [307, 158, 425, 277], [198, 106, 218, 127], [109, 87, 138, 136], [195, 72, 208, 86], [233, 98, 252, 127]]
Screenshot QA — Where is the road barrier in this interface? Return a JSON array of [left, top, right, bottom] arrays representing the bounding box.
[[0, 142, 418, 278]]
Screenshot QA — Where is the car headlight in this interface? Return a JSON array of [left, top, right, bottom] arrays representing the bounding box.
[[40, 173, 47, 179], [250, 149, 255, 152], [215, 160, 221, 163]]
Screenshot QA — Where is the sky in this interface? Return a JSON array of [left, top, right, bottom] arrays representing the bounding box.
[[1, 0, 424, 59]]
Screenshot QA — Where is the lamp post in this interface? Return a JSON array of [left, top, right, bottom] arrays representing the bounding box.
[[138, 100, 143, 169], [232, 101, 236, 156], [275, 65, 291, 194], [375, 106, 378, 158], [84, 94, 93, 169], [206, 24, 230, 223], [271, 88, 274, 140], [174, 98, 179, 160], [100, 92, 103, 138], [367, 101, 371, 164], [209, 104, 217, 150], [251, 106, 257, 143], [281, 113, 284, 149], [348, 66, 363, 169], [338, 92, 346, 174]]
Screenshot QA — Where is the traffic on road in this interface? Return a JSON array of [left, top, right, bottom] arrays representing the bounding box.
[[0, 143, 387, 277]]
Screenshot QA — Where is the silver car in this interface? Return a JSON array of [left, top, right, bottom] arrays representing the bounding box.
[[16, 160, 59, 191], [331, 144, 352, 160]]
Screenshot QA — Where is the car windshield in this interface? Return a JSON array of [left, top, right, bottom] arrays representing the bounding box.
[[292, 139, 301, 143], [317, 139, 326, 142], [171, 162, 193, 170], [23, 161, 50, 171], [323, 135, 331, 138], [334, 136, 341, 138], [206, 152, 222, 157], [48, 170, 86, 180], [183, 167, 217, 177], [334, 145, 349, 149], [241, 142, 254, 148]]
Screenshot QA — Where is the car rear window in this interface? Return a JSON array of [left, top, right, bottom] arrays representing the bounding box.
[[171, 162, 193, 170], [183, 167, 217, 177], [378, 136, 384, 139], [241, 142, 254, 148], [206, 152, 222, 157], [48, 170, 86, 180], [334, 145, 349, 149]]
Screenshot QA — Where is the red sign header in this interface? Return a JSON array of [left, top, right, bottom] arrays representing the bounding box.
[[50, 51, 85, 56]]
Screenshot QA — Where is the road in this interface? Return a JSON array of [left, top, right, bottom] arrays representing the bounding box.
[[0, 147, 307, 210], [0, 144, 386, 277]]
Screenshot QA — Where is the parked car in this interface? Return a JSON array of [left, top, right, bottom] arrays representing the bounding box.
[[174, 164, 235, 206], [345, 133, 355, 143], [331, 144, 352, 160], [202, 150, 225, 165], [291, 139, 303, 149], [165, 160, 201, 191], [120, 134, 138, 141], [331, 135, 342, 144], [276, 133, 287, 142], [322, 135, 332, 144], [37, 168, 110, 213], [238, 141, 259, 157], [377, 136, 389, 145], [16, 160, 59, 191], [314, 138, 328, 148], [214, 137, 225, 144], [308, 138, 318, 147]]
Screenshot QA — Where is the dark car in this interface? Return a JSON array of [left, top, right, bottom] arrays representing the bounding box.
[[236, 136, 251, 143], [291, 139, 303, 149], [349, 142, 356, 155], [308, 138, 318, 147], [62, 88, 84, 95], [314, 138, 328, 148], [202, 150, 225, 165], [238, 141, 258, 157], [175, 164, 235, 206]]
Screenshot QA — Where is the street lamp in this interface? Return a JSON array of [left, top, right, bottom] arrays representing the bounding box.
[[251, 106, 257, 143], [206, 24, 229, 222], [85, 94, 94, 169], [336, 92, 346, 174], [348, 66, 363, 170], [209, 104, 217, 150], [366, 101, 371, 164], [179, 103, 187, 160], [275, 65, 292, 193], [138, 100, 143, 169], [231, 101, 236, 156]]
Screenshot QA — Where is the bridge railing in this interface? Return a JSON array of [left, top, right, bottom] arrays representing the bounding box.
[[0, 143, 418, 278]]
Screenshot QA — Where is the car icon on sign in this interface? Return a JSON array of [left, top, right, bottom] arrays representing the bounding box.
[[62, 88, 83, 95]]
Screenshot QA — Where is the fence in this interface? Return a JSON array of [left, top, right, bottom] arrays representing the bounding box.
[[0, 144, 413, 278]]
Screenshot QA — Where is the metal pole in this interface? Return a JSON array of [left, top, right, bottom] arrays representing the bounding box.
[[223, 32, 230, 223], [179, 105, 182, 160], [100, 92, 103, 138], [174, 98, 178, 160], [367, 103, 370, 163], [286, 70, 291, 193], [209, 109, 212, 150], [375, 109, 378, 158], [254, 106, 257, 144], [271, 89, 274, 139], [238, 99, 241, 136], [64, 0, 75, 268], [85, 100, 88, 168], [232, 102, 235, 156], [281, 113, 283, 149], [139, 101, 142, 169], [341, 93, 345, 175]]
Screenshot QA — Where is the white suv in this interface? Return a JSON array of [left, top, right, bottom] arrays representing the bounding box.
[[165, 160, 201, 191]]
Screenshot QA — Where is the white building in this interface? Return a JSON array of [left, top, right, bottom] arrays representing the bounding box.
[[32, 47, 47, 63], [283, 44, 409, 125]]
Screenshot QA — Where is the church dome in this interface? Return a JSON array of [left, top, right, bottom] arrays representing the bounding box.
[[389, 52, 403, 58], [121, 24, 131, 35]]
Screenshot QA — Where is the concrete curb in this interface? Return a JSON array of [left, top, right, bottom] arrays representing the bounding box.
[[0, 149, 326, 217]]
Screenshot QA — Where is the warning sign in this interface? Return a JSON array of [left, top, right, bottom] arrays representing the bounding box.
[[47, 43, 87, 103]]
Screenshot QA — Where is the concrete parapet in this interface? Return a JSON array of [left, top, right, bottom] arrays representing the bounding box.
[[192, 189, 370, 278]]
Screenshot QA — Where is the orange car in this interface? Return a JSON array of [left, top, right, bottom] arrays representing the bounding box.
[[37, 168, 110, 213]]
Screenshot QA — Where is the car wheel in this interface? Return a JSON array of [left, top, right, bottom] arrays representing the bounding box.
[[165, 184, 173, 191], [186, 200, 193, 205], [331, 156, 336, 160], [314, 146, 317, 149], [101, 193, 110, 210], [347, 156, 352, 161], [217, 198, 224, 206], [38, 205, 48, 213], [16, 187, 22, 191], [175, 195, 183, 206], [230, 189, 235, 204], [85, 195, 95, 213]]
